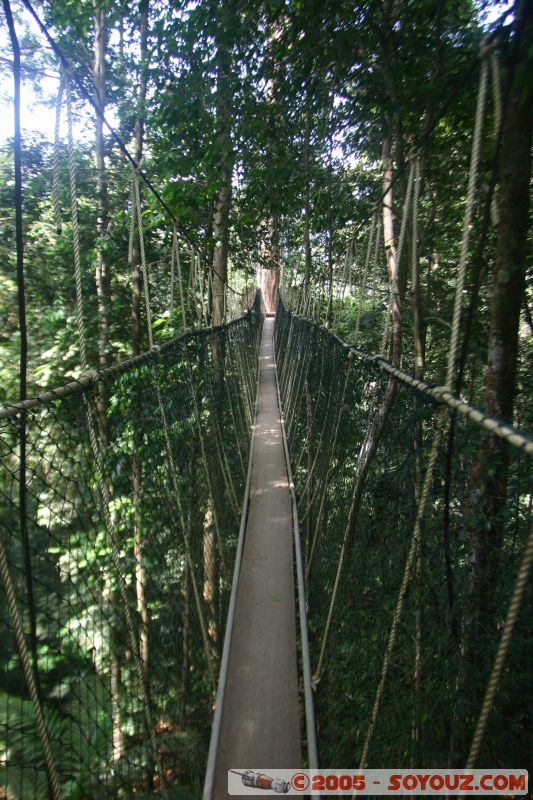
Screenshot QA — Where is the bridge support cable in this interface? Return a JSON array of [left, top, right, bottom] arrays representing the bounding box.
[[463, 523, 533, 774]]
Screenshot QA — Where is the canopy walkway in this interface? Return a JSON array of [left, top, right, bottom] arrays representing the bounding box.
[[1, 292, 532, 799], [208, 316, 301, 798], [1, 6, 532, 799]]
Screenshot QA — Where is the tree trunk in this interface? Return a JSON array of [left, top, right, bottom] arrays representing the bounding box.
[[451, 4, 533, 764], [325, 117, 334, 328], [303, 98, 313, 295], [131, 0, 150, 696], [204, 0, 234, 665], [131, 0, 149, 357], [203, 505, 218, 654], [110, 647, 123, 762], [257, 267, 279, 313], [93, 1, 111, 371], [180, 560, 191, 725], [211, 3, 233, 330], [305, 377, 313, 565], [325, 223, 334, 328], [382, 136, 402, 366], [93, 4, 123, 761]]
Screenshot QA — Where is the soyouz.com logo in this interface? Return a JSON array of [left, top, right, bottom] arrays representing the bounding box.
[[227, 768, 528, 795]]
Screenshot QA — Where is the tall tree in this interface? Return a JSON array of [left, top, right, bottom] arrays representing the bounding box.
[[93, 0, 111, 370], [211, 0, 234, 328], [130, 0, 150, 693]]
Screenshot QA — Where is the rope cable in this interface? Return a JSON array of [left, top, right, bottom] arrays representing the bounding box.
[[463, 525, 533, 775], [446, 52, 489, 388], [52, 74, 64, 234], [355, 213, 377, 338]]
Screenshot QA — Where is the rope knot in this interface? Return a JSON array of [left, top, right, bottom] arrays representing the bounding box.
[[78, 369, 98, 385], [150, 344, 162, 356]]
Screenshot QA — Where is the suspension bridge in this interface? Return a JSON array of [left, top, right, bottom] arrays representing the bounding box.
[[1, 6, 533, 800]]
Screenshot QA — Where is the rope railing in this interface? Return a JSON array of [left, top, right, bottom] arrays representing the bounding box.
[[275, 296, 532, 773], [0, 304, 263, 799]]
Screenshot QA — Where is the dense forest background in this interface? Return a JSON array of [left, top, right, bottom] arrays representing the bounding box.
[[0, 0, 529, 410], [0, 0, 532, 797]]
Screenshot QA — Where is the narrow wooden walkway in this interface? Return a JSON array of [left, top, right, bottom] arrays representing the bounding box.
[[212, 316, 301, 798]]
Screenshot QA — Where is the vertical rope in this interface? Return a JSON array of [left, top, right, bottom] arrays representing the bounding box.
[[463, 525, 533, 773], [410, 155, 421, 299], [446, 52, 489, 388], [169, 227, 175, 319], [489, 49, 502, 227], [66, 74, 87, 370], [0, 545, 62, 800], [52, 75, 64, 235], [173, 223, 187, 330], [355, 213, 377, 338]]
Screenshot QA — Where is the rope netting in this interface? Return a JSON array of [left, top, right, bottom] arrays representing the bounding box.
[[275, 297, 532, 772], [0, 302, 263, 799]]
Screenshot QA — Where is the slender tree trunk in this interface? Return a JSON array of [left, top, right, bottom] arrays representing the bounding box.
[[451, 4, 533, 764], [410, 196, 425, 755], [382, 136, 402, 366], [345, 131, 403, 539], [93, 3, 123, 762], [203, 0, 234, 665], [131, 0, 150, 692], [305, 377, 313, 564], [203, 504, 218, 652], [259, 218, 280, 312], [258, 29, 282, 314], [211, 4, 233, 330], [131, 0, 149, 358], [325, 223, 334, 328], [303, 98, 313, 296], [411, 254, 425, 379], [180, 560, 191, 725], [93, 1, 111, 370], [325, 114, 334, 328], [110, 647, 123, 762]]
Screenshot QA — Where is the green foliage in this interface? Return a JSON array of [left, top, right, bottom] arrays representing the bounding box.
[[1, 0, 531, 792]]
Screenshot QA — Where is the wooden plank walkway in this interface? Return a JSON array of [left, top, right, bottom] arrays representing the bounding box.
[[212, 316, 301, 799]]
